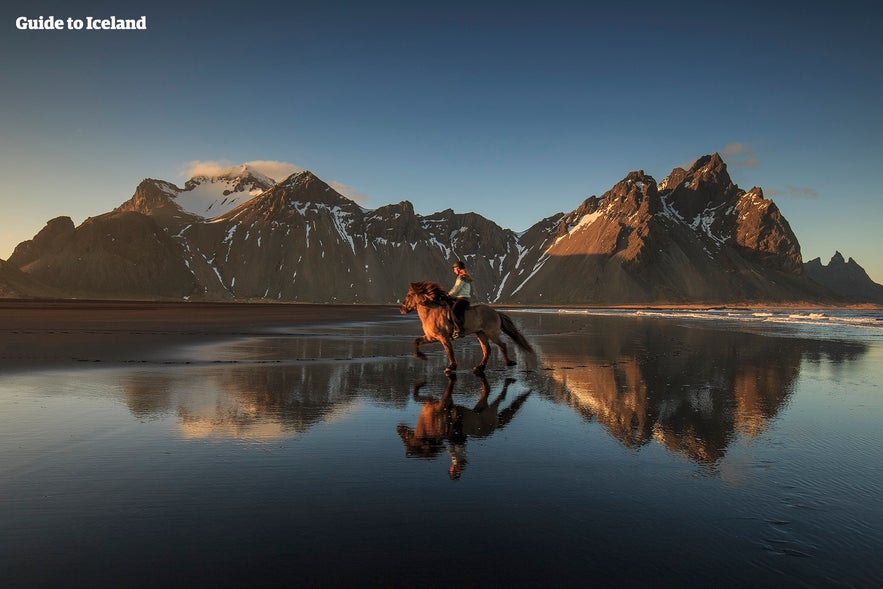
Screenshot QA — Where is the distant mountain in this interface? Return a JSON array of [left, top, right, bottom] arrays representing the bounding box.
[[0, 258, 64, 298], [804, 252, 883, 304], [8, 212, 196, 299], [114, 164, 276, 231], [2, 155, 877, 304], [499, 154, 833, 303]]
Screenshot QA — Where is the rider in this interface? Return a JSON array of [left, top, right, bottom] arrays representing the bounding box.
[[448, 260, 473, 339]]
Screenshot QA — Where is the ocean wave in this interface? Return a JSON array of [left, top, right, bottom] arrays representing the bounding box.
[[512, 307, 883, 340]]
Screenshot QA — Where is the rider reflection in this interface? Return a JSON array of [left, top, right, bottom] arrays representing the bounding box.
[[397, 375, 530, 479]]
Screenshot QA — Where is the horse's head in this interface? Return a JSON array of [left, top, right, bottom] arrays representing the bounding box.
[[400, 284, 419, 314], [400, 281, 446, 314], [396, 423, 445, 458]]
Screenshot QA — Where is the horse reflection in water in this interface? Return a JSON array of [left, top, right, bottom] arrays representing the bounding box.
[[397, 375, 530, 479]]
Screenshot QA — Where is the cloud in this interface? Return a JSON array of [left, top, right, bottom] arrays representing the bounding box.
[[245, 160, 303, 181], [329, 181, 371, 206], [178, 159, 372, 205], [722, 143, 759, 168], [179, 160, 302, 182], [178, 160, 371, 206], [766, 185, 820, 199]]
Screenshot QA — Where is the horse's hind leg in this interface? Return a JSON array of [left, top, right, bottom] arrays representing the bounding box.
[[490, 334, 516, 367], [473, 333, 491, 374]]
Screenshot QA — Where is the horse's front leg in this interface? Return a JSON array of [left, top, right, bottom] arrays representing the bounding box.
[[413, 336, 428, 360], [440, 338, 457, 374]]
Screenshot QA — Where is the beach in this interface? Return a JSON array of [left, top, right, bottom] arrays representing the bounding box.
[[0, 300, 401, 370], [1, 301, 881, 587]]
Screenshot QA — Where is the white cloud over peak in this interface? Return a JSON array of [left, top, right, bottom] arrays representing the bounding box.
[[329, 181, 370, 205], [722, 143, 759, 168], [180, 160, 302, 182], [178, 160, 372, 206], [766, 185, 820, 199]]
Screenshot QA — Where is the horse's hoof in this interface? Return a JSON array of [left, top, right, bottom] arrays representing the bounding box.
[[506, 360, 517, 367], [415, 353, 427, 361], [472, 366, 486, 375]]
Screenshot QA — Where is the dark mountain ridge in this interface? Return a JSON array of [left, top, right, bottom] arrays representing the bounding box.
[[804, 252, 883, 304], [2, 155, 878, 304]]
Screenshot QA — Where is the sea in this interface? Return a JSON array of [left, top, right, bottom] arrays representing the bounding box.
[[1, 306, 881, 587], [541, 306, 883, 340]]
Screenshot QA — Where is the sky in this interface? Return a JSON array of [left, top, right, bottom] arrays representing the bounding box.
[[2, 1, 881, 282]]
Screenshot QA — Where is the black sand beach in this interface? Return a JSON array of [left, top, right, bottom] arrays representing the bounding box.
[[1, 301, 881, 587], [0, 300, 401, 370]]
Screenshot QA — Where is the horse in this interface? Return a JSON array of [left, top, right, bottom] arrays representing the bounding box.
[[399, 281, 534, 374], [396, 374, 531, 478]]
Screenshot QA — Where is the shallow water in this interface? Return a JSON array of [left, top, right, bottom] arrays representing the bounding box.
[[1, 311, 881, 587]]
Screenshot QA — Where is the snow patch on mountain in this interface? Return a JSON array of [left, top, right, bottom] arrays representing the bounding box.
[[176, 165, 276, 219]]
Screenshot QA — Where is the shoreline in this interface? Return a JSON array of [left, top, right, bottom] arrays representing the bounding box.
[[3, 298, 880, 310], [2, 299, 878, 371]]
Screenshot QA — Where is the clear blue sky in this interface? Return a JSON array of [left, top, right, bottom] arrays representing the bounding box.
[[3, 1, 881, 282]]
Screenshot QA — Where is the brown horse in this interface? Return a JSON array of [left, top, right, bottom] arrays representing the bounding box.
[[400, 281, 534, 374]]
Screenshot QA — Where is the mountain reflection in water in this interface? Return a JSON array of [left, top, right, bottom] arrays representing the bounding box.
[[527, 313, 869, 464], [121, 353, 415, 440], [117, 313, 870, 469]]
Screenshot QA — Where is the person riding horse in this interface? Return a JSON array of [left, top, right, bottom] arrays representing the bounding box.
[[401, 280, 534, 374], [448, 261, 473, 339]]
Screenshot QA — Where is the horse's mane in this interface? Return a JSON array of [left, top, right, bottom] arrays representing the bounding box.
[[409, 281, 449, 303]]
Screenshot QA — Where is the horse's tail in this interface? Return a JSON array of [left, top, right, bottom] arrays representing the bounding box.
[[498, 312, 535, 355]]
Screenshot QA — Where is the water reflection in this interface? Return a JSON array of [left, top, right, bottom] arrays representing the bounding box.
[[121, 358, 414, 440], [397, 374, 530, 478], [115, 312, 871, 469], [528, 313, 870, 464]]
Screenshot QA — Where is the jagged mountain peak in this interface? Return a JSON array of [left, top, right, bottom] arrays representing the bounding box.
[[368, 200, 416, 220], [184, 163, 276, 189], [216, 170, 360, 224], [689, 152, 726, 173], [175, 165, 276, 220], [116, 178, 187, 219], [271, 170, 357, 207], [278, 170, 324, 191], [804, 251, 883, 303], [661, 153, 741, 221], [137, 178, 180, 195], [604, 170, 661, 214]]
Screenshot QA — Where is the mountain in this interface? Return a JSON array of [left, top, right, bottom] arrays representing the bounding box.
[[804, 252, 883, 304], [3, 154, 876, 304], [499, 154, 833, 303], [0, 258, 65, 298], [114, 164, 276, 231], [8, 212, 197, 299], [174, 171, 521, 302]]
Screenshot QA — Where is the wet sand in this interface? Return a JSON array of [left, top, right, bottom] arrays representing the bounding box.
[[0, 300, 401, 370], [2, 301, 882, 586]]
